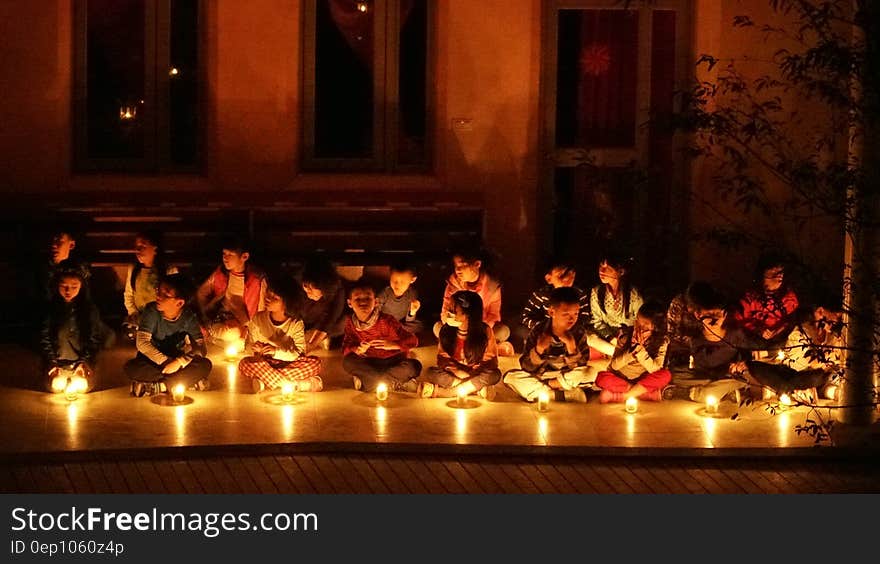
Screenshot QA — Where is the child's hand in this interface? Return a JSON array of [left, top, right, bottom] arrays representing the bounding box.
[[356, 342, 371, 355], [369, 340, 401, 351], [47, 366, 60, 378], [729, 361, 747, 375], [162, 358, 184, 374], [260, 344, 277, 357], [409, 300, 421, 316], [761, 327, 781, 340]]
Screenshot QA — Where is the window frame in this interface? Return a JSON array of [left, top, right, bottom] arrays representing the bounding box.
[[73, 0, 202, 173], [301, 0, 435, 173]]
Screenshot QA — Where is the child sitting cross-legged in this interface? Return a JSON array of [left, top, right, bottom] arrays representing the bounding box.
[[41, 267, 111, 395], [239, 276, 323, 394], [125, 273, 212, 397], [595, 301, 671, 403], [420, 290, 502, 400], [504, 287, 614, 404], [342, 279, 422, 393]]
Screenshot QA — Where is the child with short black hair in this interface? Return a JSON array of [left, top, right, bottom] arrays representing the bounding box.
[[342, 279, 422, 393], [589, 251, 644, 342], [126, 273, 212, 396], [505, 287, 614, 403], [42, 227, 91, 301], [518, 260, 590, 339], [196, 235, 267, 347], [377, 261, 422, 335], [41, 267, 109, 395], [595, 301, 671, 403], [239, 275, 323, 394], [421, 290, 502, 399], [298, 258, 347, 353], [123, 231, 178, 337], [665, 280, 717, 362]]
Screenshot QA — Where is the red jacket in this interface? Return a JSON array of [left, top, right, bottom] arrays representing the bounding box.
[[735, 288, 798, 336], [205, 265, 265, 320], [343, 313, 418, 359]]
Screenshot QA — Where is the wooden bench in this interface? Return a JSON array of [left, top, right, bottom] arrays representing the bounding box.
[[0, 191, 485, 339]]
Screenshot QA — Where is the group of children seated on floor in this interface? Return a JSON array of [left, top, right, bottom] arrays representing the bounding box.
[[38, 227, 843, 407]]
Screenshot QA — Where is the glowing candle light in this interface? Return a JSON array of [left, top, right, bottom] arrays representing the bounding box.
[[457, 386, 468, 407], [688, 355, 694, 370], [824, 384, 838, 401], [169, 67, 179, 76], [537, 390, 550, 412], [51, 375, 68, 393], [375, 382, 388, 402], [357, 2, 368, 12], [625, 397, 638, 414], [776, 349, 786, 361], [64, 380, 79, 402], [172, 384, 186, 403], [281, 381, 296, 403], [705, 394, 719, 415], [119, 106, 136, 120], [225, 342, 241, 360], [779, 393, 793, 407]]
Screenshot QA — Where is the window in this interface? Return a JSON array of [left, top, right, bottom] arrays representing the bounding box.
[[302, 0, 433, 171], [73, 0, 200, 172]]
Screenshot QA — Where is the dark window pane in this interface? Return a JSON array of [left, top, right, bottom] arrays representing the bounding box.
[[315, 0, 374, 158], [556, 9, 638, 147], [397, 0, 428, 165], [169, 0, 199, 166], [86, 0, 145, 159]]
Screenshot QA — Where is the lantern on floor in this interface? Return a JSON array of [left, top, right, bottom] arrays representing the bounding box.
[[456, 387, 468, 407], [64, 377, 87, 402], [705, 394, 719, 415], [281, 381, 297, 403], [537, 390, 550, 412], [172, 384, 186, 404], [225, 341, 242, 360], [779, 393, 793, 407], [625, 397, 638, 414], [375, 382, 388, 402]]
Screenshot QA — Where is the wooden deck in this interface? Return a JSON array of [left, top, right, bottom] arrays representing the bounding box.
[[4, 451, 879, 494]]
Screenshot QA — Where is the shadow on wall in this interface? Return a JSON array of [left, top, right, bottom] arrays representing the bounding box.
[[445, 112, 538, 318]]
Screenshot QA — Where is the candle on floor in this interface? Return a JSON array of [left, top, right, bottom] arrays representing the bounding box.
[[281, 381, 296, 403], [824, 384, 838, 401], [64, 379, 80, 402], [776, 349, 786, 361], [457, 386, 468, 407], [172, 384, 186, 404], [625, 397, 638, 414], [705, 394, 719, 415], [376, 382, 388, 402], [537, 390, 550, 412], [225, 342, 241, 360], [779, 393, 793, 406], [688, 355, 694, 370]]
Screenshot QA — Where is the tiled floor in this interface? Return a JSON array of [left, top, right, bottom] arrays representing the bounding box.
[[3, 344, 874, 456]]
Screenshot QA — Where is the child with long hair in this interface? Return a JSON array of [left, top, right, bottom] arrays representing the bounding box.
[[123, 231, 178, 337], [41, 266, 109, 394], [589, 252, 643, 342], [595, 301, 671, 403], [420, 290, 502, 399], [239, 276, 323, 393], [735, 252, 799, 346]]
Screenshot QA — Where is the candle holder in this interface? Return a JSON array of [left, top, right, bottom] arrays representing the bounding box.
[[225, 342, 242, 361], [171, 384, 186, 404], [778, 393, 793, 407], [456, 387, 468, 408], [281, 381, 297, 403], [375, 382, 388, 402], [119, 105, 137, 121], [625, 397, 638, 414], [705, 394, 719, 416], [537, 390, 550, 412]]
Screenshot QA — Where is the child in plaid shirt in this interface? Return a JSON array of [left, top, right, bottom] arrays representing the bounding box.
[[239, 277, 323, 393]]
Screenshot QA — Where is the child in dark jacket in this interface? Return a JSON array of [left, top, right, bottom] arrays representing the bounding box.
[[42, 267, 110, 395]]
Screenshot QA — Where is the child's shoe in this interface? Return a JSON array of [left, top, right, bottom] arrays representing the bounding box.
[[352, 376, 363, 391], [562, 388, 588, 403], [393, 378, 420, 394], [497, 341, 515, 357], [417, 381, 435, 399], [478, 384, 497, 401], [251, 379, 266, 394], [190, 379, 211, 392], [599, 390, 625, 404], [130, 381, 147, 398]]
